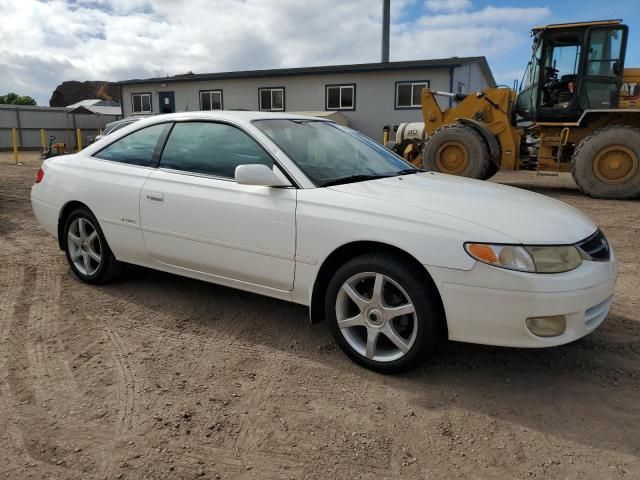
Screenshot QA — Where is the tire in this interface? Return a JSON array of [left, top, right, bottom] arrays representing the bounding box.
[[63, 207, 122, 284], [423, 123, 491, 179], [325, 253, 444, 374], [483, 160, 500, 180], [571, 125, 640, 199]]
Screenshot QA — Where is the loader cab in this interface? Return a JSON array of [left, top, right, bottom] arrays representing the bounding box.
[[516, 20, 628, 122]]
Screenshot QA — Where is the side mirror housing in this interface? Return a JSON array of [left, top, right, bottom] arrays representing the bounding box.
[[235, 164, 291, 187]]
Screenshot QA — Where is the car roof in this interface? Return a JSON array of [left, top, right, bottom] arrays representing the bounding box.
[[105, 117, 142, 128], [131, 110, 329, 128]]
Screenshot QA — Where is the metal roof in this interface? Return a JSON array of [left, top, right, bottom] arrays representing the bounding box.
[[531, 19, 622, 31], [118, 56, 496, 87], [66, 105, 123, 116], [66, 99, 121, 108]]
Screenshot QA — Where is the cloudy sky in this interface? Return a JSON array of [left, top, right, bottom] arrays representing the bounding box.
[[1, 0, 639, 105]]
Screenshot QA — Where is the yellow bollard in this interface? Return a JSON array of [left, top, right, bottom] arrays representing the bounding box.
[[40, 128, 46, 150], [382, 125, 390, 144], [12, 128, 19, 164], [76, 128, 83, 151]]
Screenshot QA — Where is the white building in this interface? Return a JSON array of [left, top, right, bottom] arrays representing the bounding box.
[[118, 57, 495, 140]]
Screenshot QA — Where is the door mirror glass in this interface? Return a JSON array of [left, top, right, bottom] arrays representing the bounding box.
[[235, 164, 291, 187]]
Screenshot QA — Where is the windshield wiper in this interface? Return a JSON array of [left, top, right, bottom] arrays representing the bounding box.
[[396, 168, 422, 175], [320, 174, 392, 187]]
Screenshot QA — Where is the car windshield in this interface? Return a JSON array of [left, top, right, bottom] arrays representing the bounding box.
[[253, 119, 417, 186]]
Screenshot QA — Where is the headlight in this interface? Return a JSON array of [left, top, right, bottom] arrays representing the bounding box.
[[525, 245, 583, 273], [465, 243, 582, 273]]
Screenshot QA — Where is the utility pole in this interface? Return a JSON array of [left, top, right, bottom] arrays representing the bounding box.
[[382, 0, 390, 63]]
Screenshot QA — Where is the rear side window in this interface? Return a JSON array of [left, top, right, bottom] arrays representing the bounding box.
[[159, 122, 273, 178], [95, 123, 167, 166], [108, 120, 135, 134]]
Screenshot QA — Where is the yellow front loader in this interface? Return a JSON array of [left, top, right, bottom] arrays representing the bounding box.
[[392, 19, 640, 199]]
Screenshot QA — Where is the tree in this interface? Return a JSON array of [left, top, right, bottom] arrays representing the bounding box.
[[0, 92, 36, 106]]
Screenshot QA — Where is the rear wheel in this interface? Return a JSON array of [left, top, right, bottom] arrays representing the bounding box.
[[325, 254, 444, 373], [63, 207, 122, 284], [423, 123, 491, 179], [571, 125, 640, 199]]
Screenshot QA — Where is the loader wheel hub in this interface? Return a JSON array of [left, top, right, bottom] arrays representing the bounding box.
[[436, 141, 468, 174], [593, 146, 638, 184]]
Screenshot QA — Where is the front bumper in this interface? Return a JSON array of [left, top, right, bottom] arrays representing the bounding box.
[[427, 254, 617, 348]]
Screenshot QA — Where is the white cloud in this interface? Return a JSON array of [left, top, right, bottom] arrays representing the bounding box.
[[425, 0, 472, 13], [0, 0, 551, 105], [396, 5, 550, 60], [495, 69, 526, 88]]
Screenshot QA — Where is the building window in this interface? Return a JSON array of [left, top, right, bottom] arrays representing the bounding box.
[[200, 90, 223, 110], [395, 81, 429, 109], [259, 87, 285, 111], [326, 84, 355, 110], [132, 93, 152, 113]]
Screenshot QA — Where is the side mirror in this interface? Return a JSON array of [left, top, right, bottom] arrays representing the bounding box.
[[235, 164, 291, 187], [613, 60, 623, 76]]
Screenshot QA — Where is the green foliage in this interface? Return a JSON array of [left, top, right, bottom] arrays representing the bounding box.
[[0, 92, 36, 106]]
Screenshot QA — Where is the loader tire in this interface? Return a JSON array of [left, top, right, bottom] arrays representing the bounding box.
[[483, 161, 500, 180], [422, 124, 490, 179], [571, 125, 640, 199]]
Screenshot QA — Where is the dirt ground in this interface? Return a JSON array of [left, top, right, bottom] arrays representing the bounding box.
[[1, 151, 639, 480]]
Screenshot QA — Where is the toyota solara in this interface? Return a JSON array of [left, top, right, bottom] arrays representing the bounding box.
[[31, 112, 617, 373]]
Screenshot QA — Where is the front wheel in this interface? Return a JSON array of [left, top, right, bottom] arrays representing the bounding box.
[[422, 123, 491, 179], [325, 254, 444, 373]]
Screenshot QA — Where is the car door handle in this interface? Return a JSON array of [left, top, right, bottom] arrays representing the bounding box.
[[146, 192, 164, 202]]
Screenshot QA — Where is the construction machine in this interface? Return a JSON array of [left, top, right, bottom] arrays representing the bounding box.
[[392, 19, 640, 199]]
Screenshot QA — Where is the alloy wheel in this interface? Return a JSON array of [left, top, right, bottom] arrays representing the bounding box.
[[67, 217, 102, 276], [335, 272, 418, 362]]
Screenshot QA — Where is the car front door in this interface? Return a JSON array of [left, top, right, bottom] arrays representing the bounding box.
[[139, 121, 296, 291]]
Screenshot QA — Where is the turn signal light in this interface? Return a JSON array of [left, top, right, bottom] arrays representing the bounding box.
[[34, 168, 44, 184], [466, 244, 498, 263]]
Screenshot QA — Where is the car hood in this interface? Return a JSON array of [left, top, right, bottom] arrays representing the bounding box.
[[328, 172, 597, 244]]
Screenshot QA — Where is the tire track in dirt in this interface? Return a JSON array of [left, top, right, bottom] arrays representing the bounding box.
[[104, 327, 137, 435], [4, 266, 38, 406], [94, 321, 139, 480], [0, 229, 23, 257], [0, 265, 26, 445], [1, 265, 52, 472], [0, 265, 24, 350], [26, 269, 82, 407], [3, 267, 121, 476]]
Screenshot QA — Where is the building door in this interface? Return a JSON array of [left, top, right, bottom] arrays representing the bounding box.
[[159, 91, 175, 113]]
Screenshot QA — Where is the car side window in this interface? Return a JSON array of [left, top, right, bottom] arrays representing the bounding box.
[[95, 123, 167, 166], [159, 122, 273, 179], [110, 121, 133, 134]]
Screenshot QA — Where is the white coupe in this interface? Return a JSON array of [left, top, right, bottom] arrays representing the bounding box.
[[31, 112, 617, 372]]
